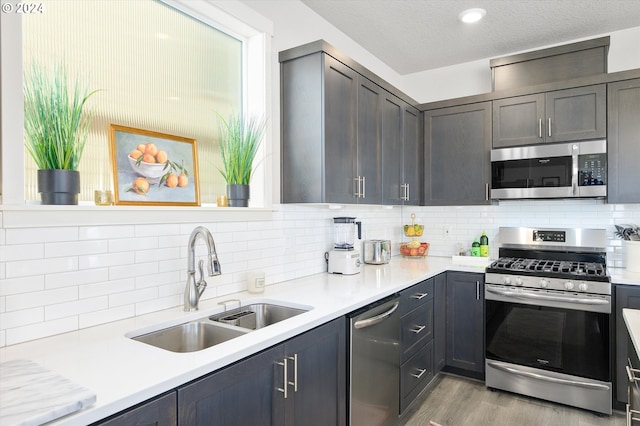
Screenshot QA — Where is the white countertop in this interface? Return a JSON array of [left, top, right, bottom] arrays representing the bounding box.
[[0, 256, 480, 426], [2, 256, 638, 426], [611, 267, 640, 285]]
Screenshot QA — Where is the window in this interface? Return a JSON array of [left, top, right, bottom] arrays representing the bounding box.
[[21, 0, 250, 205]]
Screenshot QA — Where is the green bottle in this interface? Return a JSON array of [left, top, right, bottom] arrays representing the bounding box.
[[471, 238, 480, 256], [480, 230, 489, 257]]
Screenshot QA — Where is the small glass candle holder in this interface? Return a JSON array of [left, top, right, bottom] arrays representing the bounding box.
[[94, 190, 113, 206], [216, 195, 228, 207]]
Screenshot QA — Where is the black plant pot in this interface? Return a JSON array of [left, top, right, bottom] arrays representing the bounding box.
[[227, 184, 250, 207], [37, 169, 81, 205]]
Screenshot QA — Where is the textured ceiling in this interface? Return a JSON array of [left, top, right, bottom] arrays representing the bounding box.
[[299, 0, 640, 75]]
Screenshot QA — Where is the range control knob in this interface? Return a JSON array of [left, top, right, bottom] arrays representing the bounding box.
[[564, 281, 574, 290], [578, 282, 588, 292], [539, 279, 549, 288], [502, 276, 512, 285], [514, 277, 523, 286]]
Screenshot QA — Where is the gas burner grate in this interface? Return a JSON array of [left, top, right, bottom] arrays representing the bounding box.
[[489, 257, 607, 278]]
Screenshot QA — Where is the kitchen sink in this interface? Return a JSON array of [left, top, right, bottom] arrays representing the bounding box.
[[131, 320, 249, 353], [209, 303, 308, 330]]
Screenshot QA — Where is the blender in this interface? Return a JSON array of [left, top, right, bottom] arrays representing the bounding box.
[[327, 217, 362, 275]]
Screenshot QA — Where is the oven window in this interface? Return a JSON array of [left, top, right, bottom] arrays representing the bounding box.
[[486, 300, 610, 382], [491, 156, 572, 189]]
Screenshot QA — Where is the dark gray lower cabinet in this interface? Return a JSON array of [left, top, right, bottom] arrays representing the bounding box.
[[433, 273, 446, 374], [607, 78, 640, 203], [178, 317, 346, 426], [615, 285, 640, 406], [91, 391, 177, 426], [399, 278, 435, 413], [445, 272, 485, 376]]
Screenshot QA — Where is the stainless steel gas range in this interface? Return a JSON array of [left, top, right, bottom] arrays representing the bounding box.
[[485, 227, 612, 415]]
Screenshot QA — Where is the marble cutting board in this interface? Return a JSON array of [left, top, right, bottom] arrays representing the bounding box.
[[0, 359, 96, 426]]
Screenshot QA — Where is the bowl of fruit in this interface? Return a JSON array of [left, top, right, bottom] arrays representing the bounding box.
[[404, 224, 424, 238], [400, 241, 429, 258]]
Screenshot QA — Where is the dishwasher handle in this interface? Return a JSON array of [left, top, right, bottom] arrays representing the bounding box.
[[354, 301, 399, 329]]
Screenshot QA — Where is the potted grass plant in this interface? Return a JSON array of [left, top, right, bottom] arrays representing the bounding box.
[[23, 63, 98, 205], [217, 113, 266, 207]]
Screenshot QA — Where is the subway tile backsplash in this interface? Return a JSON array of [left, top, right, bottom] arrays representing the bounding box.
[[1, 200, 639, 347]]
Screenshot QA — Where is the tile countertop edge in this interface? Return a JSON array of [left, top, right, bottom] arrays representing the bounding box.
[[0, 257, 513, 426]]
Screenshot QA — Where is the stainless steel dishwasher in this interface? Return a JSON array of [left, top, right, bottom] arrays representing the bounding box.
[[349, 295, 400, 426]]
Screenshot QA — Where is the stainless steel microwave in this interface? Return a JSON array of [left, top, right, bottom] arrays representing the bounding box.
[[491, 140, 607, 200]]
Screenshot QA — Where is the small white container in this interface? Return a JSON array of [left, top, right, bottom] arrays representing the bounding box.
[[247, 271, 265, 293], [624, 241, 640, 273]]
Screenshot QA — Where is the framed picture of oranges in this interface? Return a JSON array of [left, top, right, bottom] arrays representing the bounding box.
[[109, 124, 200, 206]]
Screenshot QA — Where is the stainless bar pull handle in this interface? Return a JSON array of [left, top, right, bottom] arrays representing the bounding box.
[[485, 183, 489, 201], [354, 302, 400, 329], [288, 354, 298, 392], [476, 281, 480, 300], [548, 117, 552, 137], [411, 325, 426, 334], [406, 183, 410, 201], [411, 292, 428, 300], [362, 176, 366, 198], [538, 118, 542, 138], [276, 358, 288, 399], [354, 177, 360, 197], [411, 368, 427, 379]]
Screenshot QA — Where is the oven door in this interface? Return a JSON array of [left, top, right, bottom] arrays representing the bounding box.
[[485, 284, 610, 382]]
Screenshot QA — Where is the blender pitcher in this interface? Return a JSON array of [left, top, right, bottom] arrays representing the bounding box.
[[333, 217, 362, 250]]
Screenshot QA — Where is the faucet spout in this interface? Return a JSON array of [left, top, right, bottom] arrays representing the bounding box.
[[184, 226, 221, 311]]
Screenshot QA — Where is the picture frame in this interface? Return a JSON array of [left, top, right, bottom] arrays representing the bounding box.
[[109, 124, 200, 206]]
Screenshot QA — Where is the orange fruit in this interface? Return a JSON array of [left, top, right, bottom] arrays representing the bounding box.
[[132, 177, 149, 194], [142, 153, 156, 163], [136, 144, 146, 153], [177, 173, 188, 187], [155, 150, 168, 164], [130, 149, 143, 160], [166, 173, 178, 188], [144, 143, 158, 156]]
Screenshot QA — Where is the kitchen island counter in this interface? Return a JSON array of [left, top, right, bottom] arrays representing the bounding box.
[[0, 256, 484, 425]]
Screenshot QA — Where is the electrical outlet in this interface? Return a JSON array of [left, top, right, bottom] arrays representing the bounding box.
[[443, 226, 451, 238]]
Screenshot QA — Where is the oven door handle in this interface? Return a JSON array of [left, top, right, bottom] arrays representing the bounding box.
[[487, 361, 611, 391], [486, 287, 609, 306]]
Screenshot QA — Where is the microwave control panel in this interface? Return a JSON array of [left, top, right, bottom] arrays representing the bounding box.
[[579, 153, 606, 186]]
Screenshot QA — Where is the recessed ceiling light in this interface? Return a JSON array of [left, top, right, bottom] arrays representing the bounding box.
[[458, 8, 486, 23]]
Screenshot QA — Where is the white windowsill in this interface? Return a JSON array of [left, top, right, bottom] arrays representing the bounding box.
[[0, 203, 277, 228]]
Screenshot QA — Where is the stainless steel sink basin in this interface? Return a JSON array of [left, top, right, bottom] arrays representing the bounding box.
[[209, 303, 308, 330], [132, 320, 248, 353]]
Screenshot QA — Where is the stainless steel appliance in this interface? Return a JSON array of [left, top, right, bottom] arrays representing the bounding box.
[[490, 140, 606, 199], [363, 239, 392, 265], [328, 217, 362, 275], [485, 227, 612, 415], [349, 296, 400, 426]]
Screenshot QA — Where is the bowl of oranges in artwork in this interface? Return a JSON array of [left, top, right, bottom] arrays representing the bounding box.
[[128, 143, 170, 183]]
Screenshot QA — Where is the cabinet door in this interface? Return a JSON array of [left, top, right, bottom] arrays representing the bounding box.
[[93, 392, 177, 426], [381, 91, 404, 205], [324, 55, 359, 204], [433, 273, 447, 373], [615, 285, 640, 405], [545, 84, 606, 143], [446, 272, 485, 374], [285, 317, 346, 426], [402, 104, 422, 205], [608, 78, 640, 203], [424, 102, 492, 205], [178, 344, 285, 426], [492, 94, 545, 148], [357, 78, 383, 204]]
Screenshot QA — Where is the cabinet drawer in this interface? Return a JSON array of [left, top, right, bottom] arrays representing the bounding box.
[[401, 302, 433, 362], [400, 278, 433, 316], [400, 340, 433, 413]]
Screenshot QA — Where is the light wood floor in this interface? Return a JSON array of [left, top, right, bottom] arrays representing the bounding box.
[[399, 374, 626, 426]]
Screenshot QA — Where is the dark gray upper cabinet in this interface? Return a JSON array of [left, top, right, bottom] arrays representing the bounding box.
[[178, 318, 346, 426], [424, 102, 492, 205], [445, 272, 485, 376], [607, 78, 640, 203], [281, 52, 382, 204], [382, 92, 422, 206], [492, 84, 606, 148]]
